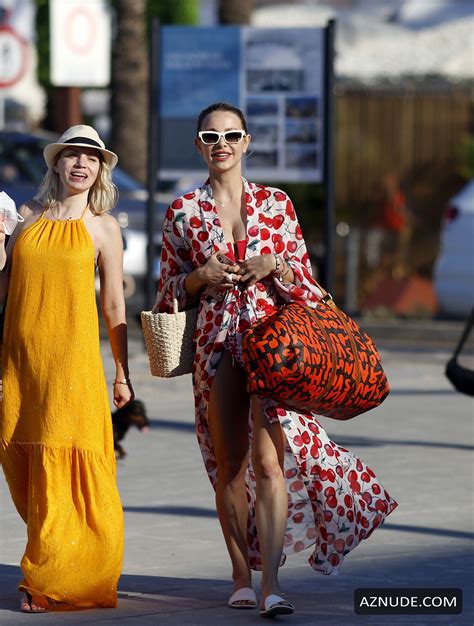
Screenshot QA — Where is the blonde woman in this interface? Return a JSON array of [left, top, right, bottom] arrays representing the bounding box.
[[0, 125, 134, 612]]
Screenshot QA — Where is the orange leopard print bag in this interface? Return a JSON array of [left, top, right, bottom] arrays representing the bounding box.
[[242, 295, 389, 420]]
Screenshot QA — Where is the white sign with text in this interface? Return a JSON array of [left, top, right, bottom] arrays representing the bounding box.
[[50, 0, 111, 87]]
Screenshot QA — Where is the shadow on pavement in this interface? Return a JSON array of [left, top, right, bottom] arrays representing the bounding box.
[[382, 523, 474, 540], [148, 418, 195, 432], [1, 550, 473, 624], [0, 564, 21, 612], [335, 435, 473, 452], [147, 418, 474, 453], [123, 505, 216, 518], [389, 389, 457, 395], [0, 565, 226, 607], [118, 573, 227, 598], [122, 506, 473, 541]]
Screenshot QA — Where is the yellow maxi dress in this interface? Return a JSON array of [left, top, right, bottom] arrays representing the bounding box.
[[0, 212, 123, 609]]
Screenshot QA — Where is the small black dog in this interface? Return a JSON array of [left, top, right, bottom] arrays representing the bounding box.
[[112, 399, 149, 459]]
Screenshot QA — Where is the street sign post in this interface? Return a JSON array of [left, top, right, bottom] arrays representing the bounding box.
[[0, 24, 28, 128], [50, 0, 111, 87], [0, 24, 27, 88]]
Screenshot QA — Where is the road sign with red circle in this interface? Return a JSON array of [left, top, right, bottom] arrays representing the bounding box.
[[50, 0, 111, 87], [0, 24, 28, 88]]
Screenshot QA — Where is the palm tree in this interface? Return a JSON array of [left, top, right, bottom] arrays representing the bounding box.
[[218, 0, 253, 24], [110, 0, 148, 183]]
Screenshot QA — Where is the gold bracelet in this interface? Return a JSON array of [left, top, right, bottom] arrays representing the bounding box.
[[113, 378, 130, 385]]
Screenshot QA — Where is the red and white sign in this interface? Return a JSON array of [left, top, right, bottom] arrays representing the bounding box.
[[0, 24, 28, 88], [50, 0, 111, 87]]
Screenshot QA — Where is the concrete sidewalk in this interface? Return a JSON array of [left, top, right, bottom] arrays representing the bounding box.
[[0, 335, 473, 625]]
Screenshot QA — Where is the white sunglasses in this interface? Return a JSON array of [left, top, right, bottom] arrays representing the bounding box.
[[198, 130, 247, 145]]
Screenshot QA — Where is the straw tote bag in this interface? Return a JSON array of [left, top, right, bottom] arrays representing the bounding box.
[[241, 284, 390, 420], [141, 286, 197, 378]]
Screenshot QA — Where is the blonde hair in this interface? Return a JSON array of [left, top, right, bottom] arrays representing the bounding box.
[[35, 152, 118, 215]]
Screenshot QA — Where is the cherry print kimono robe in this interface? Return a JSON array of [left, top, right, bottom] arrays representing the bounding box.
[[158, 178, 397, 575]]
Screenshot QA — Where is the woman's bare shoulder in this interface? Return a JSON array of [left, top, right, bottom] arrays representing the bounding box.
[[89, 211, 122, 241], [95, 212, 120, 229]]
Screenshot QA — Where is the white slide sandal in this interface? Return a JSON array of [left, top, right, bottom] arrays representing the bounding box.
[[260, 594, 294, 618], [228, 587, 257, 609]]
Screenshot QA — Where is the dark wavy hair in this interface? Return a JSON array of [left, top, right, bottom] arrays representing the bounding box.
[[196, 102, 248, 134]]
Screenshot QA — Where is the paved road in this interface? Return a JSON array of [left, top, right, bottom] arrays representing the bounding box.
[[0, 330, 473, 625]]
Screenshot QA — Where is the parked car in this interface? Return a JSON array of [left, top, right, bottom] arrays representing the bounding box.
[[434, 179, 474, 318], [0, 130, 168, 300]]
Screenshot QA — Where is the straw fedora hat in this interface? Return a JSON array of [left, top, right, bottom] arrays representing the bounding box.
[[43, 125, 118, 169]]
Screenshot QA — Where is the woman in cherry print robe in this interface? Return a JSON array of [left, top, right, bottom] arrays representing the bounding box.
[[157, 102, 397, 617]]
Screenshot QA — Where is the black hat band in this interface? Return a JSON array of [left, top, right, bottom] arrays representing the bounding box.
[[63, 137, 102, 148]]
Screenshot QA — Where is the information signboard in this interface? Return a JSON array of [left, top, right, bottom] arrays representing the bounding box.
[[159, 26, 325, 183]]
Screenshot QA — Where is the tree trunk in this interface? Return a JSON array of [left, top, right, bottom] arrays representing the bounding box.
[[218, 0, 253, 24], [110, 0, 148, 183]]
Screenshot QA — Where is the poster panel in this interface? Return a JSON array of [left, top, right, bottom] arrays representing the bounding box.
[[159, 26, 324, 183], [243, 28, 324, 183], [50, 0, 111, 87], [159, 26, 240, 177]]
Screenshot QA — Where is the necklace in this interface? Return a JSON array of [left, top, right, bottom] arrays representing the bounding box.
[[50, 205, 85, 221], [212, 183, 244, 209]]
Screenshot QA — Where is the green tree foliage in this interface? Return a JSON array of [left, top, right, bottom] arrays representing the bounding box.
[[146, 0, 198, 25], [456, 134, 474, 180]]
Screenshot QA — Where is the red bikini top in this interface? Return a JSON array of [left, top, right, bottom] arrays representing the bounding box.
[[225, 239, 247, 263]]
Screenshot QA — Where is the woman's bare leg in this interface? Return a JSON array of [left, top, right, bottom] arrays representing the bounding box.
[[208, 350, 251, 590], [251, 398, 288, 602]]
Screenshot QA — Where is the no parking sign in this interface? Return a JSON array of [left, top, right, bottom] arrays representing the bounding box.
[[0, 24, 28, 88], [50, 0, 111, 87]]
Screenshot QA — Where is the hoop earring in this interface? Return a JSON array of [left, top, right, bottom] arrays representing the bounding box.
[[244, 144, 254, 158]]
